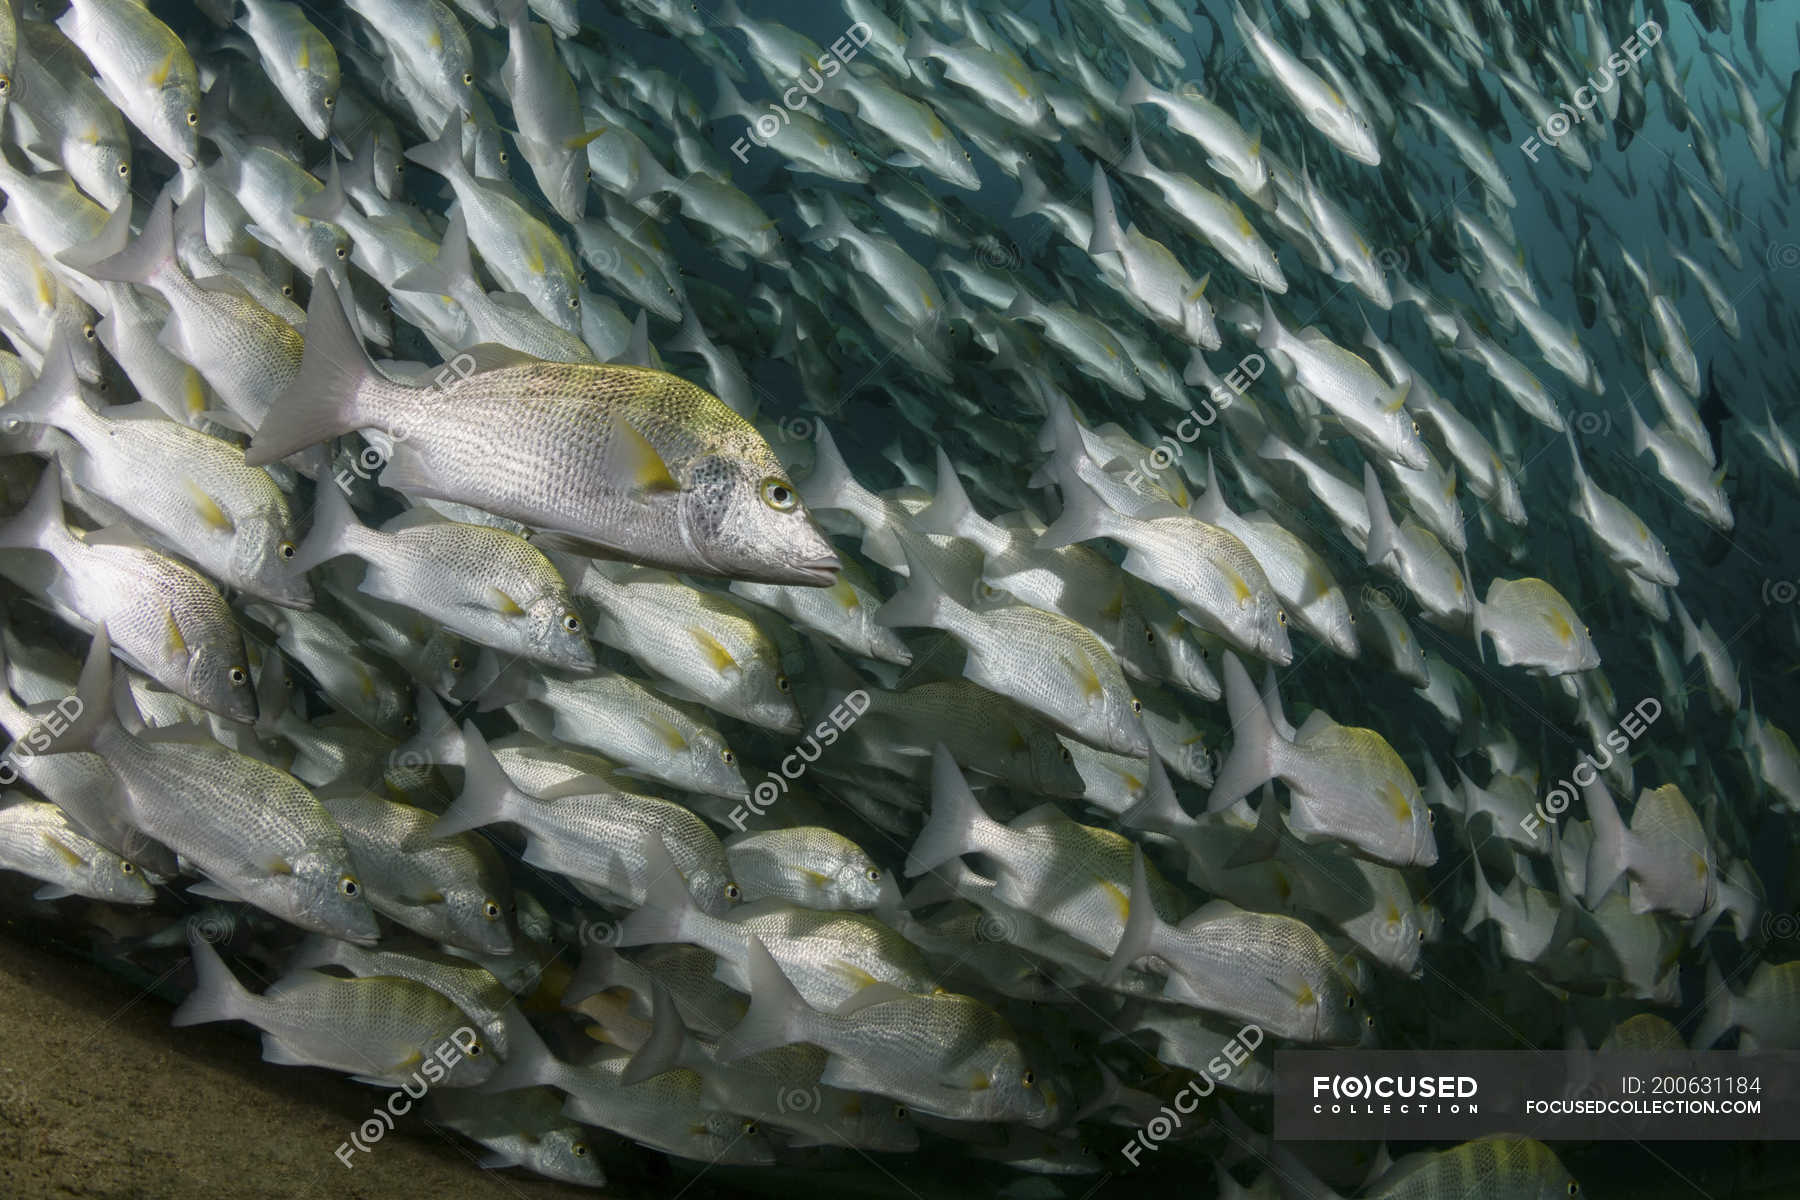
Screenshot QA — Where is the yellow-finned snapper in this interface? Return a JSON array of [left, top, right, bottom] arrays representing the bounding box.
[[51, 630, 378, 942], [173, 928, 493, 1086], [718, 935, 1046, 1123], [245, 273, 840, 587], [876, 544, 1149, 757], [1105, 849, 1367, 1044], [0, 796, 155, 904], [55, 0, 199, 168]]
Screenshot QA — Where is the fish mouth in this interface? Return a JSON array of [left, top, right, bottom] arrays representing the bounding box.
[[786, 556, 842, 586]]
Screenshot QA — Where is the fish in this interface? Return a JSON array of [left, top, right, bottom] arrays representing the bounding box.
[[174, 928, 494, 1086], [246, 273, 841, 586]]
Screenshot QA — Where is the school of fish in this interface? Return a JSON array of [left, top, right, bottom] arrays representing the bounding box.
[[0, 0, 1797, 1194]]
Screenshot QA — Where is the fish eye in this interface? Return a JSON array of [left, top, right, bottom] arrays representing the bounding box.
[[775, 674, 791, 693], [339, 874, 360, 897], [865, 867, 881, 882], [761, 478, 797, 511], [1567, 1185, 1579, 1197], [497, 149, 509, 165], [720, 748, 735, 765], [893, 1105, 907, 1120], [584, 167, 592, 181], [185, 110, 199, 126], [572, 1142, 589, 1157], [561, 612, 583, 633], [1059, 746, 1072, 763], [228, 667, 248, 686], [465, 1039, 483, 1056], [120, 860, 136, 875], [1277, 610, 1288, 626], [742, 1120, 758, 1135], [1130, 698, 1142, 714], [483, 899, 502, 920], [462, 73, 474, 86], [380, 299, 392, 314], [1021, 1070, 1036, 1087], [568, 296, 579, 309], [1411, 420, 1420, 435], [1365, 1013, 1375, 1029], [281, 284, 295, 297], [448, 655, 464, 671], [323, 96, 335, 110], [402, 712, 417, 728], [334, 246, 347, 259], [1427, 809, 1435, 826], [0, 76, 9, 95], [1345, 994, 1356, 1009], [117, 162, 130, 177], [1144, 628, 1155, 644], [278, 541, 297, 560], [82, 324, 96, 341], [1417, 928, 1426, 942], [725, 882, 742, 901]]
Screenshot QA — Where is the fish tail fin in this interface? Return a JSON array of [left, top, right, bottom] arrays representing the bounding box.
[[914, 447, 977, 538], [873, 543, 949, 631], [561, 946, 626, 1007], [1206, 652, 1281, 810], [402, 121, 468, 181], [285, 933, 349, 973], [471, 649, 545, 712], [1223, 782, 1283, 867], [1581, 775, 1633, 906], [1255, 292, 1284, 352], [6, 332, 83, 432], [171, 928, 253, 1027], [295, 154, 348, 222], [1010, 160, 1048, 219], [903, 27, 939, 61], [663, 305, 711, 357], [799, 423, 857, 512], [82, 190, 175, 285], [616, 835, 700, 947], [1691, 961, 1736, 1049], [1118, 125, 1154, 178], [289, 476, 362, 573], [1461, 548, 1485, 662], [1462, 845, 1495, 934], [244, 269, 376, 466], [0, 468, 70, 554], [709, 68, 748, 120], [55, 194, 133, 273], [905, 744, 1000, 876], [620, 981, 688, 1085], [797, 192, 856, 247], [51, 625, 121, 754], [1036, 475, 1116, 550], [393, 209, 471, 296], [1361, 462, 1397, 566], [1118, 62, 1157, 108], [430, 723, 519, 837], [1086, 164, 1125, 256], [1002, 288, 1037, 321], [1101, 848, 1163, 985], [1626, 402, 1653, 457], [716, 935, 808, 1062], [1670, 593, 1701, 661], [481, 1009, 560, 1091], [1121, 752, 1192, 836]]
